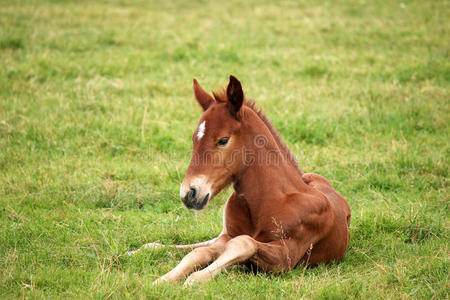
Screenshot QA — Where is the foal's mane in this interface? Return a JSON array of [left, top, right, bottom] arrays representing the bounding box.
[[213, 90, 303, 176]]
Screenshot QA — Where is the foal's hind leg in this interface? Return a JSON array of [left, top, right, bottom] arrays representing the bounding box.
[[153, 234, 230, 284], [126, 237, 218, 256], [183, 235, 305, 286]]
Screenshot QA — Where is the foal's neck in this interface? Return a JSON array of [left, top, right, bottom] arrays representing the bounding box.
[[233, 109, 308, 211]]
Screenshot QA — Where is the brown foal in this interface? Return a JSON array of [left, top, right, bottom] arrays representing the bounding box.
[[130, 76, 351, 286]]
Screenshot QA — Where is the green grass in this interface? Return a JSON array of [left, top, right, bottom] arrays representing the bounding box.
[[0, 0, 449, 298]]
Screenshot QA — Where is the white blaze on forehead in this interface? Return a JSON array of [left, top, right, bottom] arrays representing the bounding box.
[[197, 121, 206, 140]]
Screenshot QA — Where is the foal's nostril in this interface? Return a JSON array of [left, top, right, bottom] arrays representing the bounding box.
[[188, 187, 197, 201]]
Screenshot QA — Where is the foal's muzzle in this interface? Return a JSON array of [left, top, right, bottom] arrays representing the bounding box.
[[182, 188, 210, 210], [180, 177, 212, 210]]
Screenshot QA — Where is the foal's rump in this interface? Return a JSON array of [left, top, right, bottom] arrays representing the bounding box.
[[302, 172, 351, 226]]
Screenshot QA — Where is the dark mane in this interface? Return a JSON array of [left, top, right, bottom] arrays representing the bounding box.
[[212, 89, 227, 103], [212, 89, 303, 176]]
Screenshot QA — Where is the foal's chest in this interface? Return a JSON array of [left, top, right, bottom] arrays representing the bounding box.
[[223, 193, 254, 237], [223, 193, 293, 242]]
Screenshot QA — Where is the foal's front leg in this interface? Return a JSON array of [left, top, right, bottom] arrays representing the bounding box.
[[183, 235, 259, 286], [153, 234, 230, 284], [126, 238, 218, 256], [183, 235, 301, 286]]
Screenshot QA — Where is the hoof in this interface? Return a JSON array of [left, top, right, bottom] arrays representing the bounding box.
[[127, 242, 164, 256], [152, 276, 170, 286], [183, 270, 211, 287]]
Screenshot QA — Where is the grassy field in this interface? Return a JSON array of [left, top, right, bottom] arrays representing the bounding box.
[[0, 0, 449, 298]]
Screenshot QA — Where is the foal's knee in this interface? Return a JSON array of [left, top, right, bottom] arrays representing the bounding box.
[[226, 235, 258, 254], [189, 246, 217, 261]]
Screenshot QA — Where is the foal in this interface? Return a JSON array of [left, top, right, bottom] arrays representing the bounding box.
[[132, 76, 351, 286]]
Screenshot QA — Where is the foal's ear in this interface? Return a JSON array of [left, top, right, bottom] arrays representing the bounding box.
[[193, 78, 215, 111], [226, 75, 244, 118]]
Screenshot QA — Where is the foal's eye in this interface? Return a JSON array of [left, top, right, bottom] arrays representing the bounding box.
[[216, 137, 229, 146]]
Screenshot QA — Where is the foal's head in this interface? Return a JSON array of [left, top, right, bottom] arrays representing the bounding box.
[[180, 76, 247, 210]]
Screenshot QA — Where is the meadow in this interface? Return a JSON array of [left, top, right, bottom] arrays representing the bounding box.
[[0, 0, 448, 298]]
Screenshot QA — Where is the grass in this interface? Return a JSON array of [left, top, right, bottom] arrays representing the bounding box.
[[0, 0, 448, 298]]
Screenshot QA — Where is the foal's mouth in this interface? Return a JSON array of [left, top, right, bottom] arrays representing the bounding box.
[[188, 193, 210, 210]]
